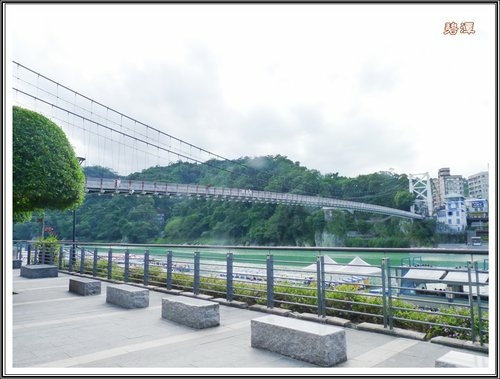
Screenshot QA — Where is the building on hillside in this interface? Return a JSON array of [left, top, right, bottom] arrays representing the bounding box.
[[436, 194, 467, 232], [467, 171, 489, 200], [465, 198, 488, 227], [432, 168, 466, 209]]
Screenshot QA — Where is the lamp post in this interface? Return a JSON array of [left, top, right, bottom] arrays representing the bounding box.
[[71, 156, 86, 267]]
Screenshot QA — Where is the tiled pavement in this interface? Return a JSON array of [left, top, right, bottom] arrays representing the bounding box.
[[6, 270, 493, 376]]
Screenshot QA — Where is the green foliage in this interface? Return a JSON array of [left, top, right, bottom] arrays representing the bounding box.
[[345, 236, 410, 248], [14, 211, 32, 223], [35, 235, 60, 264], [13, 106, 85, 222], [409, 218, 437, 247], [394, 191, 415, 210], [14, 156, 437, 247], [77, 260, 487, 342]]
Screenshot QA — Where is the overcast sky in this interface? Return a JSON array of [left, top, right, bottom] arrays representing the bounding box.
[[5, 3, 497, 179]]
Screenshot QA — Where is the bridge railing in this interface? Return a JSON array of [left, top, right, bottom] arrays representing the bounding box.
[[13, 241, 488, 346], [84, 176, 424, 219]]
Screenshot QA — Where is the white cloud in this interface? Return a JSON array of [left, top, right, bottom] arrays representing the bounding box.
[[6, 3, 496, 179]]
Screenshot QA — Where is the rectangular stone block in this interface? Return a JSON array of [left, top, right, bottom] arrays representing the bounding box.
[[20, 264, 58, 279], [13, 260, 22, 269], [435, 351, 488, 368], [162, 297, 219, 329], [251, 314, 347, 367], [106, 284, 149, 309], [69, 277, 101, 296]]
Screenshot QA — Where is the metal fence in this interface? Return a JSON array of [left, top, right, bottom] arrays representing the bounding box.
[[13, 241, 489, 345]]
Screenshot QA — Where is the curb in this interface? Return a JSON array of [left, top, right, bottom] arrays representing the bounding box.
[[248, 304, 292, 316], [212, 298, 249, 309], [356, 322, 427, 341], [430, 336, 489, 353]]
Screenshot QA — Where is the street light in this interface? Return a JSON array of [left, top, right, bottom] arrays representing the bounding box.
[[71, 157, 86, 267]]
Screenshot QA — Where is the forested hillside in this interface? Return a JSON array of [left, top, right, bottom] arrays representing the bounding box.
[[13, 155, 435, 247]]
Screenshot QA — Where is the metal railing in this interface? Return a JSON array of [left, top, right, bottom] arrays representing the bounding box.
[[13, 241, 489, 345]]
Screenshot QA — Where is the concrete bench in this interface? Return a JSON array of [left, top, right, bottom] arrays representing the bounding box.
[[69, 277, 101, 296], [106, 284, 149, 309], [20, 264, 58, 278], [251, 314, 347, 367], [435, 351, 488, 368], [161, 296, 219, 329]]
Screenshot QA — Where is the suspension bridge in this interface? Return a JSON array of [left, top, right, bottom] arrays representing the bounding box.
[[13, 61, 424, 220], [85, 177, 423, 219]]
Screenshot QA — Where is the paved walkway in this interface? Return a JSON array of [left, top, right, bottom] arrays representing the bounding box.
[[7, 271, 492, 376]]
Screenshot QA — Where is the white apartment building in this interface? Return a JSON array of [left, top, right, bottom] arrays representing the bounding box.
[[436, 194, 467, 232], [468, 171, 489, 199]]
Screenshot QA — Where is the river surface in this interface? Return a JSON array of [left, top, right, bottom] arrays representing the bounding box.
[[91, 244, 488, 270]]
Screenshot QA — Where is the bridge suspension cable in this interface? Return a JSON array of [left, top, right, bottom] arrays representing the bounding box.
[[12, 61, 253, 178]]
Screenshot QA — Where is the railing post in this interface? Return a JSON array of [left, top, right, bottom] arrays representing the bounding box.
[[27, 244, 31, 265], [70, 245, 76, 268], [124, 249, 130, 282], [266, 254, 274, 308], [473, 261, 484, 345], [68, 245, 73, 272], [227, 252, 234, 302], [166, 251, 173, 289], [316, 255, 326, 317], [385, 258, 394, 330], [58, 246, 63, 269], [466, 261, 476, 343], [80, 247, 85, 274], [381, 258, 388, 328], [144, 250, 150, 286], [93, 248, 98, 277], [107, 248, 113, 280], [193, 251, 200, 295]]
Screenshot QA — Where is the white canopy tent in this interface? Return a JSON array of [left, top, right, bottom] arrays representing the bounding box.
[[337, 256, 381, 276], [301, 256, 380, 284], [303, 255, 340, 272]]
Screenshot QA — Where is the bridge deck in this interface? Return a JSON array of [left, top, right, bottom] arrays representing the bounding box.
[[85, 177, 424, 219]]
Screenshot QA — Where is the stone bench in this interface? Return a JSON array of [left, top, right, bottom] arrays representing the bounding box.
[[69, 277, 101, 296], [13, 259, 22, 269], [20, 264, 58, 278], [106, 284, 149, 309], [435, 351, 488, 368], [161, 296, 219, 329], [251, 314, 347, 367]]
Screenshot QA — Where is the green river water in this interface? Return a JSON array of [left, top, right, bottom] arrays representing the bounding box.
[[92, 245, 488, 270]]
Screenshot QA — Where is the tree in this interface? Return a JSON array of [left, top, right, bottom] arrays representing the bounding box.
[[13, 106, 85, 222], [394, 191, 415, 210]]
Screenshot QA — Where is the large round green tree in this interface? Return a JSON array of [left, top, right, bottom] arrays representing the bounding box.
[[13, 106, 85, 222]]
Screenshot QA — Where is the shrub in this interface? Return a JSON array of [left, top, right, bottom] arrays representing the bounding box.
[[82, 263, 488, 342], [35, 235, 60, 264]]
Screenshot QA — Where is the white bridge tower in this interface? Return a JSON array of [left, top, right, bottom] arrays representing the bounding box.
[[409, 172, 434, 217]]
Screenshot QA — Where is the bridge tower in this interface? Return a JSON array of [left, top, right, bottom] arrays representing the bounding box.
[[408, 172, 434, 217]]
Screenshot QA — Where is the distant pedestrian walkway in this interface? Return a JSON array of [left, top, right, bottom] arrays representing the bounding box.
[[8, 271, 492, 376]]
